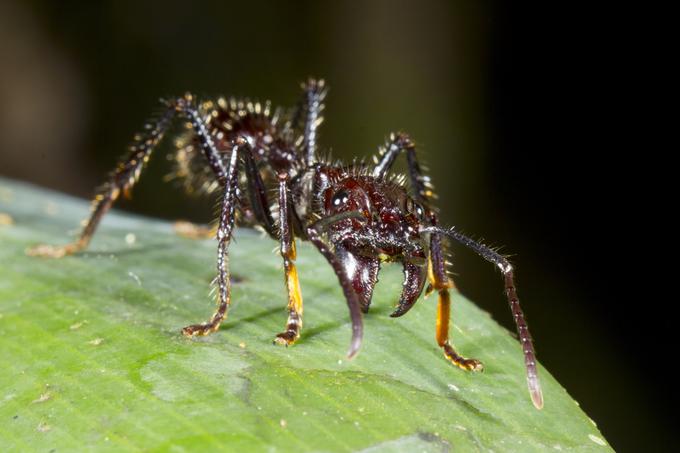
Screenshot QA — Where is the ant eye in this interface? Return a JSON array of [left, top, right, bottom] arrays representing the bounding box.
[[404, 198, 414, 213], [332, 190, 350, 207], [405, 198, 424, 218]]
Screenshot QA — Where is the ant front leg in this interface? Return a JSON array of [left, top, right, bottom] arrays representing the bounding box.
[[181, 138, 248, 337], [27, 103, 176, 258], [422, 224, 544, 409], [429, 214, 483, 372], [273, 174, 304, 346]]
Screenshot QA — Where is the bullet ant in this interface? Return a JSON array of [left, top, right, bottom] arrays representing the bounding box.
[[28, 79, 543, 409]]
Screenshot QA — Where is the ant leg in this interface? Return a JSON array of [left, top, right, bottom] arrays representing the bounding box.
[[177, 96, 278, 336], [306, 211, 366, 358], [182, 138, 248, 337], [273, 174, 304, 346], [242, 141, 276, 236], [178, 94, 276, 237], [27, 103, 176, 258], [372, 132, 434, 206], [373, 132, 461, 295], [291, 78, 327, 166], [429, 214, 484, 372], [422, 224, 544, 409]]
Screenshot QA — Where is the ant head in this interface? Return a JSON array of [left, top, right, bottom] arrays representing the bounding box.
[[322, 176, 428, 251]]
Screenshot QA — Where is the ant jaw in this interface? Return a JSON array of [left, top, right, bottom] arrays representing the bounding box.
[[346, 320, 364, 360]]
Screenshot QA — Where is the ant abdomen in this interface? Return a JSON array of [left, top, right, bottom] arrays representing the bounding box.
[[173, 97, 299, 194]]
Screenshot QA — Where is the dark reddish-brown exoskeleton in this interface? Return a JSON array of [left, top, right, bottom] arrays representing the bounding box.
[[28, 79, 543, 409]]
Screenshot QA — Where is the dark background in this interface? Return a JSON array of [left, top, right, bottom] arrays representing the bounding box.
[[0, 1, 668, 450]]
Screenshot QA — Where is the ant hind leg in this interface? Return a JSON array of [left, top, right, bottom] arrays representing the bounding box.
[[27, 103, 176, 258]]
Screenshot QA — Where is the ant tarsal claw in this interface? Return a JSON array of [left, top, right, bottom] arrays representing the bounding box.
[[273, 330, 299, 346], [442, 342, 484, 372], [182, 323, 219, 337]]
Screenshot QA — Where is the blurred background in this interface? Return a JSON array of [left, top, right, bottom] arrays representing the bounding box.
[[0, 1, 667, 450]]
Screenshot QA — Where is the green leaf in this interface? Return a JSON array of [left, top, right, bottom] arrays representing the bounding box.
[[0, 177, 610, 452]]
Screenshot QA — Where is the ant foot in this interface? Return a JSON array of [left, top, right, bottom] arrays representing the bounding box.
[[26, 242, 82, 259], [273, 330, 298, 346], [182, 323, 219, 337], [454, 357, 484, 372], [442, 342, 484, 372]]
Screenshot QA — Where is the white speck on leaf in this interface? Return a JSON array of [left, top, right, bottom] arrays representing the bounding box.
[[32, 392, 52, 404], [125, 233, 136, 245], [70, 321, 87, 330], [128, 271, 142, 286]]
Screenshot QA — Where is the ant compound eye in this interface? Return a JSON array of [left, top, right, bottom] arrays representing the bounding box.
[[404, 198, 424, 218], [332, 190, 350, 207], [404, 197, 414, 213]]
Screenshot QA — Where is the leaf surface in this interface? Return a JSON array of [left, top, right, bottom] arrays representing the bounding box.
[[0, 178, 610, 452]]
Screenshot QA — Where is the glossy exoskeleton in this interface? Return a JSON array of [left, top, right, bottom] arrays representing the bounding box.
[[28, 79, 543, 409]]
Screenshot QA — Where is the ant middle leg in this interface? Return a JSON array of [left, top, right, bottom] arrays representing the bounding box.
[[181, 138, 249, 337], [291, 78, 327, 166], [372, 132, 435, 205], [273, 174, 304, 346]]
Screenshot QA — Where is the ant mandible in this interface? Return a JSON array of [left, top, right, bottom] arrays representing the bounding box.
[[27, 79, 543, 409]]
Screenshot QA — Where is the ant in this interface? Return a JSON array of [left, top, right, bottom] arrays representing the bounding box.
[[27, 79, 543, 409]]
